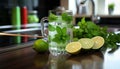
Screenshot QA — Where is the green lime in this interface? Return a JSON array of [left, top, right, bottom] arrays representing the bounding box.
[[32, 39, 48, 53]]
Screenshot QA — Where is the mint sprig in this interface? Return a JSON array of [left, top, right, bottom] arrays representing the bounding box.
[[48, 13, 58, 22], [48, 12, 72, 24], [75, 17, 108, 38], [62, 12, 72, 23], [52, 26, 70, 44], [48, 24, 55, 31], [73, 17, 120, 52]]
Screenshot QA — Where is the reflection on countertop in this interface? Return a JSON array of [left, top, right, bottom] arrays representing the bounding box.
[[104, 47, 120, 69], [0, 44, 120, 69], [32, 50, 104, 69]]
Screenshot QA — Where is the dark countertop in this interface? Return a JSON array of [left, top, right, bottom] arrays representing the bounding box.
[[0, 46, 120, 69], [0, 25, 120, 69]]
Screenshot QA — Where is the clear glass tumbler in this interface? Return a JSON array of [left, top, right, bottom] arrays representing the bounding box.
[[41, 10, 73, 56]]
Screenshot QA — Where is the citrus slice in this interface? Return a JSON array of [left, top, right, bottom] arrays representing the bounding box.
[[65, 42, 82, 54], [78, 38, 94, 49], [91, 36, 105, 49]]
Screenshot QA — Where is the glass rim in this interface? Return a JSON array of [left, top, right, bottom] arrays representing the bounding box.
[[49, 10, 73, 15]]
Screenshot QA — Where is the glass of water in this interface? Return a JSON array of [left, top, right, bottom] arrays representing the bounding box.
[[41, 9, 73, 56]]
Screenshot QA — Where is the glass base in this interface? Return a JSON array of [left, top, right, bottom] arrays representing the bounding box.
[[49, 47, 68, 56]]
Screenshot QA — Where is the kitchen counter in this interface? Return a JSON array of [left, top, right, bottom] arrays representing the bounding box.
[[74, 15, 120, 25], [75, 15, 120, 18], [0, 45, 120, 69], [0, 27, 120, 69]]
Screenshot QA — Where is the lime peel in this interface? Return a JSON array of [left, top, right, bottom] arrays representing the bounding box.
[[33, 39, 48, 53]]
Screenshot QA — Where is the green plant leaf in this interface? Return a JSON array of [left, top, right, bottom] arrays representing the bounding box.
[[62, 27, 67, 35], [62, 12, 72, 23], [108, 3, 114, 9], [56, 26, 62, 35], [81, 17, 86, 23], [73, 17, 120, 53], [52, 26, 70, 44], [48, 13, 58, 22], [48, 24, 55, 31], [52, 34, 61, 44]]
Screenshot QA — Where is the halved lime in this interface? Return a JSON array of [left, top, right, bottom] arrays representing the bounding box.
[[65, 42, 82, 54], [32, 39, 48, 53], [91, 36, 104, 49], [78, 38, 94, 49]]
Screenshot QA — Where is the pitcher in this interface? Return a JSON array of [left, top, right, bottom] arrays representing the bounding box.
[[41, 9, 73, 56]]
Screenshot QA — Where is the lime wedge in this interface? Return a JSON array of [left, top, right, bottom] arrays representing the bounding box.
[[91, 36, 104, 49], [78, 38, 94, 49], [65, 42, 82, 54]]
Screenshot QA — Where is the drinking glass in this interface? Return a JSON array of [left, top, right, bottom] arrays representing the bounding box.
[[41, 10, 73, 56]]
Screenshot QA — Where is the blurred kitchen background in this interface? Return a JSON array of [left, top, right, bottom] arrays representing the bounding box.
[[69, 0, 120, 15], [0, 0, 120, 48], [0, 0, 60, 47]]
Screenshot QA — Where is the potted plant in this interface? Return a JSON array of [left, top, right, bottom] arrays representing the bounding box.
[[108, 3, 115, 15]]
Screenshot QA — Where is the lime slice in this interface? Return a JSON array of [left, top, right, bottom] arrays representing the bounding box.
[[65, 42, 82, 54], [32, 39, 48, 53], [92, 36, 104, 49], [78, 38, 94, 49]]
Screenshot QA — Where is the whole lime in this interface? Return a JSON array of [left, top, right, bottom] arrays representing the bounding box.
[[32, 39, 49, 53]]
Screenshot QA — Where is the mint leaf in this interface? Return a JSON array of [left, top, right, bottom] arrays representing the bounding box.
[[81, 17, 86, 23], [62, 27, 67, 35], [52, 34, 61, 44], [56, 26, 62, 34], [78, 17, 87, 29], [48, 13, 58, 22], [86, 21, 98, 29], [52, 26, 70, 44], [62, 12, 72, 23], [64, 34, 70, 41], [48, 24, 55, 31]]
